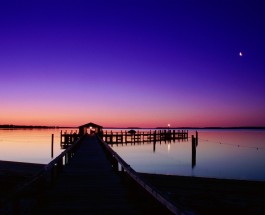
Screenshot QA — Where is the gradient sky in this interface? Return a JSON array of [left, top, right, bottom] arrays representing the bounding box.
[[1, 0, 265, 127]]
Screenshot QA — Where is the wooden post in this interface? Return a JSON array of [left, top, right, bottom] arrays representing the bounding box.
[[196, 130, 198, 146], [192, 135, 196, 168], [58, 157, 63, 171], [51, 134, 54, 158], [112, 156, 118, 171]]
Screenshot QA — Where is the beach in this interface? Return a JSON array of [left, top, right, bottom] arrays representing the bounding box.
[[141, 173, 265, 214]]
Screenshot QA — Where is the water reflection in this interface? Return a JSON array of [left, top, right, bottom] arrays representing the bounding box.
[[0, 129, 64, 164], [1, 128, 265, 181], [111, 129, 265, 181]]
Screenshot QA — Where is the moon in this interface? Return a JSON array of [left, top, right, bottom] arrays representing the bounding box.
[[239, 52, 243, 57]]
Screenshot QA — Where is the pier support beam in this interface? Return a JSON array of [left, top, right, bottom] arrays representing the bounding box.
[[192, 135, 196, 168], [51, 134, 54, 158]]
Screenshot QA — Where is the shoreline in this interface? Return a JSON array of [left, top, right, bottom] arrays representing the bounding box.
[[0, 161, 45, 198], [141, 173, 265, 214], [1, 160, 265, 214]]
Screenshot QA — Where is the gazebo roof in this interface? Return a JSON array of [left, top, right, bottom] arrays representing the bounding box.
[[79, 122, 103, 128]]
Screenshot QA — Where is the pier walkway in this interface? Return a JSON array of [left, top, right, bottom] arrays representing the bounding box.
[[33, 135, 170, 215]]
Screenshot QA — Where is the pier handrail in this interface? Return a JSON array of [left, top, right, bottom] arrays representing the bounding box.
[[97, 135, 189, 215], [102, 129, 189, 145], [45, 135, 83, 171], [0, 136, 84, 214], [103, 130, 188, 134]]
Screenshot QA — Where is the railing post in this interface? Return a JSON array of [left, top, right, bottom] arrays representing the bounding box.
[[60, 130, 62, 144], [192, 135, 196, 168], [58, 157, 63, 172], [112, 156, 118, 171], [51, 165, 56, 186], [65, 152, 69, 165], [196, 130, 198, 146], [51, 134, 54, 158]]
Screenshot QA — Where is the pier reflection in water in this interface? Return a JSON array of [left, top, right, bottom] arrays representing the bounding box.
[[110, 129, 265, 181], [56, 128, 265, 181], [103, 129, 193, 176], [103, 129, 197, 169]]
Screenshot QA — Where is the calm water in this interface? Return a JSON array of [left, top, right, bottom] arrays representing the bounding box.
[[1, 128, 265, 181], [111, 129, 265, 181], [0, 128, 66, 164]]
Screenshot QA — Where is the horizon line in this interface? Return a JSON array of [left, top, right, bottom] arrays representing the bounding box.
[[1, 124, 265, 130]]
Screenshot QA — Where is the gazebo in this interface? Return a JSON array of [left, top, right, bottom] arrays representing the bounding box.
[[78, 122, 103, 136]]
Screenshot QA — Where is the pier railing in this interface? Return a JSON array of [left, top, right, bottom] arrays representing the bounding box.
[[60, 129, 188, 148], [98, 135, 188, 215], [103, 129, 188, 144], [60, 130, 79, 148], [0, 136, 83, 214]]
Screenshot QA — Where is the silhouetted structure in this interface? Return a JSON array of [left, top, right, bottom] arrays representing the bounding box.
[[1, 135, 185, 214], [192, 135, 196, 168], [103, 130, 188, 144], [60, 122, 103, 148], [60, 130, 79, 148], [78, 122, 103, 136]]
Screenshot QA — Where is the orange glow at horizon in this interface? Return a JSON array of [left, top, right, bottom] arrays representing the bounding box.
[[2, 93, 265, 128]]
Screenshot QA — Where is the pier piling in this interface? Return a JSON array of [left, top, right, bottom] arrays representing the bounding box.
[[196, 131, 198, 146], [103, 129, 188, 144], [51, 134, 54, 158], [192, 135, 196, 168]]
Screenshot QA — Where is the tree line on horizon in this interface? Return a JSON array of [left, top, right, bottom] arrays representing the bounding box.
[[1, 124, 264, 130], [0, 124, 61, 129]]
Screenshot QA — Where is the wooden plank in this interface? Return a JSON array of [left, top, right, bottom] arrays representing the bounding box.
[[99, 138, 189, 215], [31, 136, 171, 215]]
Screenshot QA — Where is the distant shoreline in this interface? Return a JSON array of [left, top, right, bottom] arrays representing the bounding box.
[[1, 124, 265, 130], [0, 125, 75, 129], [104, 126, 265, 130]]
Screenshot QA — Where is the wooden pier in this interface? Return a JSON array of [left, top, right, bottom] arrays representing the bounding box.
[[60, 130, 79, 148], [60, 129, 188, 148], [1, 134, 189, 215], [103, 130, 188, 144]]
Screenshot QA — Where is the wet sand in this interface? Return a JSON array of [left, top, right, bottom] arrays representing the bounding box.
[[141, 173, 265, 215], [0, 161, 44, 198]]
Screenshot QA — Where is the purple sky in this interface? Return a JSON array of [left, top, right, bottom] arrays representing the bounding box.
[[1, 0, 265, 127]]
